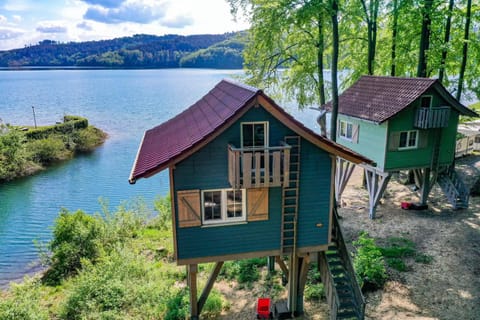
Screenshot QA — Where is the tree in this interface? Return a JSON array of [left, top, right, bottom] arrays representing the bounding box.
[[329, 0, 340, 141], [417, 0, 433, 77], [457, 0, 472, 100], [438, 0, 455, 83], [360, 0, 380, 75]]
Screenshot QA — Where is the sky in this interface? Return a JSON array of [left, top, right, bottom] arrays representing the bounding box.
[[0, 0, 250, 50]]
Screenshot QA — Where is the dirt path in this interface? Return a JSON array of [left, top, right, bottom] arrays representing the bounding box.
[[339, 155, 480, 320], [217, 155, 480, 320]]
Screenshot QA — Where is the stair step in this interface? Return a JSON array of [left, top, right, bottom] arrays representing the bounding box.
[[337, 310, 359, 319]]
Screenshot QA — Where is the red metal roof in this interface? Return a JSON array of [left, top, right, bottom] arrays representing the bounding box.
[[129, 79, 372, 183], [323, 75, 477, 123]]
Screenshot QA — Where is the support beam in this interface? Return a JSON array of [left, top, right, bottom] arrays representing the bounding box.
[[275, 256, 289, 279], [420, 167, 431, 206], [198, 261, 224, 313], [362, 165, 391, 219], [287, 254, 299, 315], [335, 157, 356, 204], [187, 264, 198, 320], [296, 254, 311, 315]]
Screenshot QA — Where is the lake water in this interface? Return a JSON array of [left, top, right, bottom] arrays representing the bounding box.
[[0, 69, 319, 287]]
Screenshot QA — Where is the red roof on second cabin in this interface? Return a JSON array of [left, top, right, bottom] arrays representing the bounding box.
[[323, 75, 477, 123], [129, 79, 372, 183]]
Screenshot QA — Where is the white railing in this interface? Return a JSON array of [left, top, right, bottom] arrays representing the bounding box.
[[414, 106, 451, 129], [228, 143, 291, 188]]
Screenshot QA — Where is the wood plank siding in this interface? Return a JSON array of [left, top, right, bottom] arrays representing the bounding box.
[[173, 106, 333, 262]]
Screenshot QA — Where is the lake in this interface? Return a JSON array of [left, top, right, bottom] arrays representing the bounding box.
[[0, 69, 319, 287]]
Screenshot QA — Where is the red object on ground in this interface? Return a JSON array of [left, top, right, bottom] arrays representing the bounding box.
[[256, 298, 272, 319], [401, 202, 411, 210]]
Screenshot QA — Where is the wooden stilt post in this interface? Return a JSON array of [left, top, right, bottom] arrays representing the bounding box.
[[267, 256, 275, 273], [287, 254, 299, 315], [362, 165, 391, 219], [187, 264, 198, 320], [420, 167, 431, 206], [335, 158, 355, 205], [198, 261, 224, 314], [296, 254, 310, 315]]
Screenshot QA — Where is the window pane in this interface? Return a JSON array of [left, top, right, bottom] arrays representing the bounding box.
[[399, 132, 407, 148], [421, 96, 431, 108], [340, 121, 346, 136], [242, 124, 254, 147], [204, 191, 221, 220], [346, 123, 353, 139], [253, 124, 265, 147], [408, 131, 417, 147], [226, 190, 243, 218]]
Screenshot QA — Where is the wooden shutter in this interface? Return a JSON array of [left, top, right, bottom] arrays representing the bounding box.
[[418, 130, 429, 148], [177, 190, 201, 228], [352, 124, 360, 143], [388, 132, 400, 151], [247, 188, 269, 221]]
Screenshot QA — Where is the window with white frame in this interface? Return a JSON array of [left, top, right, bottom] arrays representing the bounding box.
[[241, 122, 268, 148], [339, 120, 353, 140], [202, 189, 246, 225], [399, 130, 418, 149]]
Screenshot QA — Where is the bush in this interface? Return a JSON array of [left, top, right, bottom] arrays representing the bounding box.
[[153, 195, 172, 230], [0, 277, 49, 320], [220, 258, 266, 284], [42, 209, 105, 285], [26, 137, 68, 163], [304, 283, 325, 301], [72, 126, 106, 152], [353, 232, 387, 290]]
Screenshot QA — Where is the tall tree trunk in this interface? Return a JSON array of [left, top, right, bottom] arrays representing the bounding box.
[[317, 10, 327, 137], [439, 0, 455, 83], [360, 0, 379, 75], [417, 0, 433, 77], [391, 0, 399, 76], [457, 0, 472, 101], [330, 0, 339, 142]]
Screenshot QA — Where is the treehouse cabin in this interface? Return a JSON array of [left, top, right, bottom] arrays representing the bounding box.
[[129, 79, 371, 319], [324, 76, 478, 217]]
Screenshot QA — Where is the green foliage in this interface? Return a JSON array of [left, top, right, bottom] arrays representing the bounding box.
[[71, 126, 107, 152], [385, 257, 407, 272], [26, 137, 68, 164], [414, 253, 434, 264], [460, 102, 480, 123], [24, 116, 88, 140], [0, 128, 27, 181], [0, 33, 241, 68], [42, 209, 104, 285], [220, 257, 267, 284], [153, 195, 172, 230], [380, 237, 416, 259], [0, 277, 49, 320], [304, 263, 325, 301], [164, 288, 190, 320], [353, 232, 387, 290]]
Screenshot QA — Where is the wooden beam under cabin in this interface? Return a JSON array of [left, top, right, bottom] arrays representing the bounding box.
[[187, 264, 198, 319], [198, 261, 224, 313]]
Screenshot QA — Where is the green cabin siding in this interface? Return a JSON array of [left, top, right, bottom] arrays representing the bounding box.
[[384, 90, 459, 171], [336, 115, 388, 170], [336, 88, 460, 172], [173, 105, 333, 261]]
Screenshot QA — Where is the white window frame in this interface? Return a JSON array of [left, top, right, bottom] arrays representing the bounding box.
[[339, 120, 353, 141], [398, 130, 419, 150], [201, 188, 246, 225], [241, 121, 269, 149]]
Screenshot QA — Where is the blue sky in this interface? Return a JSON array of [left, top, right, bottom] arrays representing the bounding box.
[[0, 0, 249, 50]]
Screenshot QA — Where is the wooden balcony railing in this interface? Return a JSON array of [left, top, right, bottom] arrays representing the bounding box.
[[414, 106, 451, 129], [228, 143, 291, 188]]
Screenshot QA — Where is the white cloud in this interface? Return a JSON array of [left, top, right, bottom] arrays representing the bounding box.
[[161, 15, 193, 29], [81, 0, 126, 9], [0, 15, 7, 24], [77, 21, 93, 31], [12, 15, 22, 23], [84, 0, 168, 24], [0, 27, 24, 40]]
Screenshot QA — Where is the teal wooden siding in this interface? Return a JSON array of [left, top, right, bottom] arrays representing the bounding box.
[[337, 115, 388, 170], [173, 105, 333, 261], [385, 90, 459, 171]]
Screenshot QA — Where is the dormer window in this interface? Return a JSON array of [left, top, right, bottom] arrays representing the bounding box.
[[420, 96, 432, 108], [241, 122, 268, 148]]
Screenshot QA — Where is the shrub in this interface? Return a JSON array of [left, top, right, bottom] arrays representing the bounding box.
[[164, 288, 190, 320], [26, 137, 68, 163], [42, 209, 104, 285], [0, 277, 48, 320], [353, 232, 387, 290], [72, 126, 106, 152], [304, 283, 325, 301], [153, 195, 172, 230]]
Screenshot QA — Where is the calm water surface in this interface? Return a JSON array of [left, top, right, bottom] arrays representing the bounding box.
[[0, 69, 318, 287]]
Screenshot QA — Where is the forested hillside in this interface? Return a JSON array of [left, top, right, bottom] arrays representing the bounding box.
[[0, 33, 245, 69]]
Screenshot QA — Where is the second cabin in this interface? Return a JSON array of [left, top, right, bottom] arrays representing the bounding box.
[[129, 79, 370, 319]]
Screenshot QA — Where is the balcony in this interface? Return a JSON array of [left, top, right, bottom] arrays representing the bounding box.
[[414, 106, 451, 129], [228, 143, 291, 188]]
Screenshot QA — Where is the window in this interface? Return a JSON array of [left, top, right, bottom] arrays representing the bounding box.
[[420, 96, 432, 108], [202, 189, 246, 225], [399, 130, 418, 149], [339, 120, 353, 140], [242, 122, 268, 148]]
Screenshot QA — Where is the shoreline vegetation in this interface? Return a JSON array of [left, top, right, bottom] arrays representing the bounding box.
[[0, 115, 107, 182]]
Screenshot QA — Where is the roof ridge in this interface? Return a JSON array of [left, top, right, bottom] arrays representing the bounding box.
[[361, 74, 437, 82], [221, 78, 261, 94]]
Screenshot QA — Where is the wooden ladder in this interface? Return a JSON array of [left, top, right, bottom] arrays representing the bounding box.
[[281, 136, 301, 255]]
